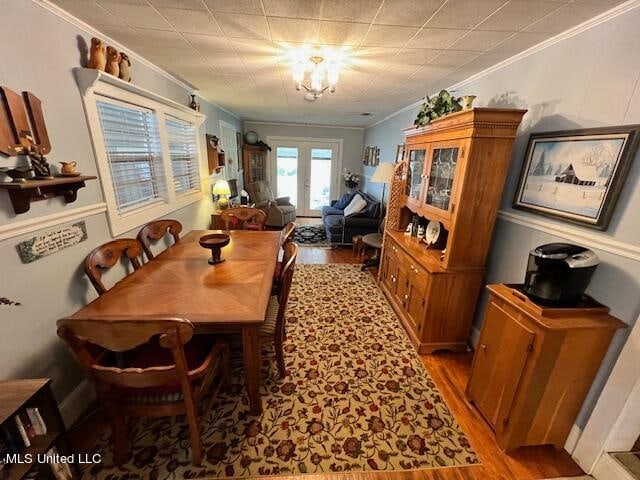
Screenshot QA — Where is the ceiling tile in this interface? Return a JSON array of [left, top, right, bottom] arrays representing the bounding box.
[[96, 24, 148, 45], [450, 30, 514, 51], [524, 3, 611, 33], [318, 0, 383, 23], [99, 2, 173, 30], [231, 38, 279, 55], [95, 0, 148, 5], [52, 0, 125, 26], [410, 64, 455, 80], [148, 0, 208, 10], [224, 75, 258, 92], [214, 13, 270, 39], [375, 0, 445, 27], [425, 0, 508, 29], [268, 17, 320, 43], [491, 32, 550, 53], [428, 49, 479, 67], [205, 52, 249, 74], [391, 48, 442, 66], [408, 28, 467, 49], [262, 0, 322, 19], [185, 33, 234, 52], [157, 8, 222, 35], [239, 54, 282, 76], [318, 21, 369, 46], [134, 28, 190, 47], [204, 0, 264, 15], [475, 1, 562, 32], [362, 25, 419, 47]]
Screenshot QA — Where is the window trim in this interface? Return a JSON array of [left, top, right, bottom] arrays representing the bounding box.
[[75, 68, 206, 236]]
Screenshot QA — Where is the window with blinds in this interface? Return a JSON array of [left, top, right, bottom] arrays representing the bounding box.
[[165, 116, 200, 193], [96, 99, 165, 213]]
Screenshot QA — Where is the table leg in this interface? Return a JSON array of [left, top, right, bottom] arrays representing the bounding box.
[[242, 325, 262, 415]]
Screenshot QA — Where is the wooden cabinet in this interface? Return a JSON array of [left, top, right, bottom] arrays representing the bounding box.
[[380, 108, 527, 353], [466, 284, 625, 451], [242, 145, 268, 186]]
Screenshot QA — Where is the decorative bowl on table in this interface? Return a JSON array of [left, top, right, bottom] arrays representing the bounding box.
[[199, 233, 230, 265]]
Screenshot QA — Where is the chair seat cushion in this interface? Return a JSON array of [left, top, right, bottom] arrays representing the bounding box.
[[260, 296, 280, 336], [278, 205, 296, 214], [362, 233, 383, 248]]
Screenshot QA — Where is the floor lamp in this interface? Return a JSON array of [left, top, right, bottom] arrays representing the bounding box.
[[370, 162, 395, 211]]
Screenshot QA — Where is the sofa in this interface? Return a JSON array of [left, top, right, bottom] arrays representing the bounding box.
[[246, 180, 296, 228], [321, 190, 381, 245]]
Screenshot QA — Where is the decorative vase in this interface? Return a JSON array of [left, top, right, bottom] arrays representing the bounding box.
[[459, 95, 477, 110]]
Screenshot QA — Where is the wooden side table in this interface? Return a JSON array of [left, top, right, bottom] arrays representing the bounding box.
[[0, 379, 76, 479]]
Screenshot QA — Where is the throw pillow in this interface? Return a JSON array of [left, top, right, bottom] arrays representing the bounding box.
[[343, 193, 368, 217], [334, 192, 355, 209]]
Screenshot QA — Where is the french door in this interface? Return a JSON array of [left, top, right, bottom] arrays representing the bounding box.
[[270, 138, 341, 217]]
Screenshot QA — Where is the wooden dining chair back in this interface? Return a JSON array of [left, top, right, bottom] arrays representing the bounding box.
[[137, 219, 182, 260], [57, 316, 230, 466], [261, 242, 298, 377], [84, 239, 143, 296], [220, 207, 267, 230], [281, 222, 296, 246]]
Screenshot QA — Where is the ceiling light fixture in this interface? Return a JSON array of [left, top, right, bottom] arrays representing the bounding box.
[[289, 46, 344, 101]]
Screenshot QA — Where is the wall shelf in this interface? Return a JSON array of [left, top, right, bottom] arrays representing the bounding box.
[[0, 175, 97, 214]]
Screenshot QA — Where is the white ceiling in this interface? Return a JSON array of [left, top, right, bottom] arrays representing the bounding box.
[[52, 0, 626, 127]]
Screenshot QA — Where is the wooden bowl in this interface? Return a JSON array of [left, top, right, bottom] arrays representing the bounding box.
[[199, 233, 230, 265]]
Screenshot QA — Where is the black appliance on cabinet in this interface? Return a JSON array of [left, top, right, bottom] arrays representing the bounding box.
[[523, 243, 599, 306]]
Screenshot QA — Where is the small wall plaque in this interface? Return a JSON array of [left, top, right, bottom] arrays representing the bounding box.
[[17, 221, 87, 263]]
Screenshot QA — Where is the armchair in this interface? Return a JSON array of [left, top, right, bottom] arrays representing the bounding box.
[[246, 181, 296, 227]]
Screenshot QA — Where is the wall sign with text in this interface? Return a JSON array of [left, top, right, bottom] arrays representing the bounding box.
[[17, 221, 87, 263]]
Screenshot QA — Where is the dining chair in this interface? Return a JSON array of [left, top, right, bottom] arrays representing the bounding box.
[[272, 225, 297, 295], [261, 242, 298, 378], [56, 316, 230, 466], [84, 239, 143, 296], [137, 219, 182, 260], [220, 207, 267, 231]]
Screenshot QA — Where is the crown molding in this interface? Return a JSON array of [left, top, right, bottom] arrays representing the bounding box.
[[244, 120, 364, 130], [32, 0, 241, 121], [0, 202, 107, 242], [366, 0, 640, 129]]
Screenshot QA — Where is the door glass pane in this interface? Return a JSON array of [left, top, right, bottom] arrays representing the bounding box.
[[407, 149, 426, 200], [425, 147, 459, 211], [309, 148, 332, 211], [276, 147, 298, 207]]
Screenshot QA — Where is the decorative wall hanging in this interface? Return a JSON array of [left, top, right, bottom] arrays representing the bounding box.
[[17, 221, 88, 263], [0, 297, 22, 306], [363, 146, 380, 166], [513, 125, 640, 230]]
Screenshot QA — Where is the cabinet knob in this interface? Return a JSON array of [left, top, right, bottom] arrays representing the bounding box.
[[480, 344, 487, 351], [404, 294, 409, 300]]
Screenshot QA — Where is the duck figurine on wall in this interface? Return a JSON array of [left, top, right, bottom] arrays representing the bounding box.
[[87, 37, 106, 71], [118, 52, 132, 82], [0, 166, 32, 183], [105, 46, 120, 77]]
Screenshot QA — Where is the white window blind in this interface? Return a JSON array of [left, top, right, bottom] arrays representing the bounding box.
[[96, 99, 165, 213], [165, 116, 200, 193]]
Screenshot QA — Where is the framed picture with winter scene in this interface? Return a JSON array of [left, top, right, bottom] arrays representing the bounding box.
[[513, 126, 640, 230]]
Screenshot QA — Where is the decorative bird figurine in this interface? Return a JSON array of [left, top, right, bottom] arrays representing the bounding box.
[[105, 46, 120, 77], [0, 166, 33, 183], [118, 52, 132, 82], [87, 37, 106, 71]]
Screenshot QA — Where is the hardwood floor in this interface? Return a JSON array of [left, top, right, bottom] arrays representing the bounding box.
[[69, 231, 585, 480]]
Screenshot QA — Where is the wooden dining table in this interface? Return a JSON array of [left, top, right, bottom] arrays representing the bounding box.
[[70, 229, 282, 415]]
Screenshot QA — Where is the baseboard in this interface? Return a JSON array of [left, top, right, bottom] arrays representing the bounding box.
[[592, 451, 635, 480], [59, 379, 96, 428], [565, 424, 583, 454]]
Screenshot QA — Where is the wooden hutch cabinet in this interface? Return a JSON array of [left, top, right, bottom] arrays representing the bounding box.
[[379, 108, 527, 353], [466, 284, 624, 451], [242, 145, 268, 186]]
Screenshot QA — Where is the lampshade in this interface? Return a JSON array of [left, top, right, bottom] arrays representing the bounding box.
[[212, 179, 231, 195], [370, 162, 395, 184]]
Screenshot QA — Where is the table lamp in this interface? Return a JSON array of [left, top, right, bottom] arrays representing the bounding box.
[[212, 179, 232, 210], [370, 162, 395, 205]]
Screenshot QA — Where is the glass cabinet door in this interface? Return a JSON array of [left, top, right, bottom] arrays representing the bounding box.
[[406, 149, 426, 200], [424, 147, 459, 211]]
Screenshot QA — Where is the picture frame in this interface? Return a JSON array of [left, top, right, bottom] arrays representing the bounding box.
[[513, 125, 640, 230], [396, 144, 405, 163]]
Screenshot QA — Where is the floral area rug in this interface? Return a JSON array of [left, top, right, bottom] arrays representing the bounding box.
[[83, 264, 478, 479], [292, 223, 329, 246]]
